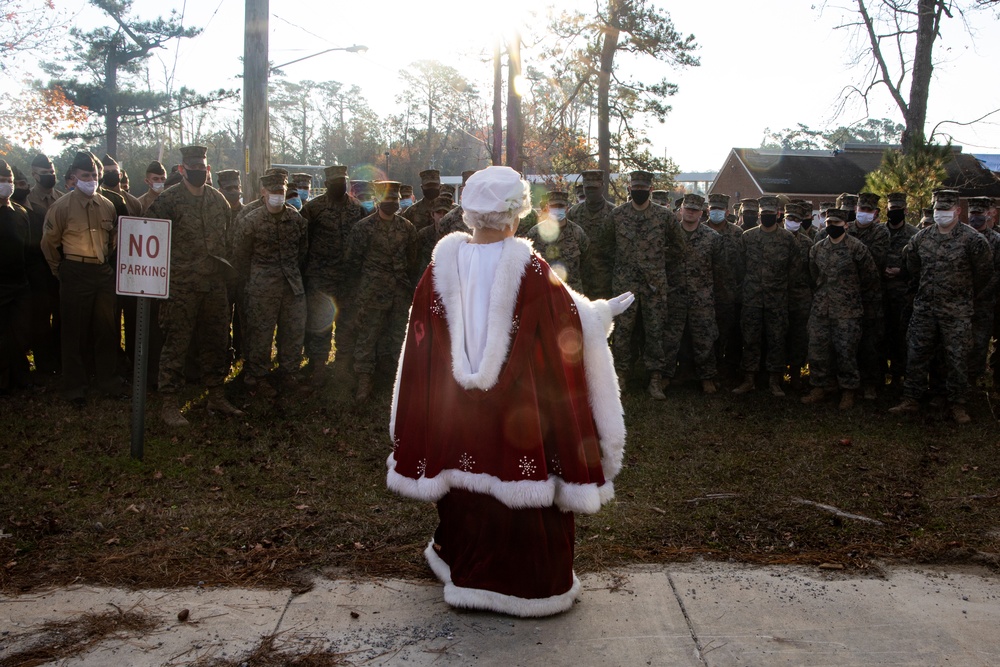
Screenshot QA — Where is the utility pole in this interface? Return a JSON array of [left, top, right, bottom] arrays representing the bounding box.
[[505, 33, 523, 174], [243, 0, 270, 193], [492, 39, 503, 165]]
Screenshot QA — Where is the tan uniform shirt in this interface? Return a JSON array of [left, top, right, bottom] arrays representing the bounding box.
[[137, 190, 159, 214], [40, 189, 117, 275], [27, 187, 65, 215]]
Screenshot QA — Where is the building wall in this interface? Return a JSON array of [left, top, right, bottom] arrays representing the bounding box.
[[709, 153, 762, 207]]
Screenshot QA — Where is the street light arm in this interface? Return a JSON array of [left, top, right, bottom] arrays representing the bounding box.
[[270, 45, 368, 72]]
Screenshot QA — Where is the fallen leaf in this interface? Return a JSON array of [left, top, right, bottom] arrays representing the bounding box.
[[353, 542, 365, 550], [212, 465, 223, 476], [105, 537, 120, 545], [295, 504, 309, 511], [5, 560, 17, 569], [210, 486, 222, 492], [126, 504, 140, 513], [819, 562, 845, 570], [153, 470, 163, 479]]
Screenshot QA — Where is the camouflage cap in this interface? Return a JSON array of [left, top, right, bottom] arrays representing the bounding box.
[[726, 213, 737, 224], [264, 167, 289, 178], [932, 189, 960, 209], [887, 192, 907, 209], [776, 194, 790, 206], [921, 207, 934, 219], [819, 201, 836, 213], [739, 198, 759, 212], [967, 196, 992, 213], [548, 190, 569, 206], [673, 197, 683, 209], [418, 169, 441, 186], [708, 193, 730, 209], [441, 183, 456, 196], [757, 195, 780, 213], [260, 171, 287, 189], [179, 145, 208, 160], [399, 184, 414, 198], [217, 169, 241, 187], [682, 193, 706, 210], [836, 193, 859, 209], [101, 154, 118, 168], [291, 173, 312, 188], [581, 169, 603, 187], [858, 192, 880, 209], [0, 159, 11, 178], [461, 170, 478, 185], [651, 190, 670, 205], [439, 191, 455, 204], [629, 170, 654, 188], [784, 202, 806, 219], [432, 195, 453, 212], [324, 165, 348, 180], [825, 208, 848, 222], [30, 154, 53, 169], [375, 180, 402, 200], [992, 197, 1000, 209], [145, 160, 166, 176]]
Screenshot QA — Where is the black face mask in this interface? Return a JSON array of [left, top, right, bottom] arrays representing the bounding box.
[[827, 225, 846, 239], [801, 217, 813, 230], [845, 210, 857, 223], [760, 212, 778, 228], [422, 187, 440, 200], [327, 181, 347, 198], [102, 172, 121, 188], [12, 187, 30, 203], [585, 188, 604, 206], [379, 201, 400, 216], [970, 214, 988, 229], [38, 174, 56, 189], [742, 212, 758, 226], [184, 169, 207, 188], [630, 190, 650, 206], [887, 209, 906, 226]]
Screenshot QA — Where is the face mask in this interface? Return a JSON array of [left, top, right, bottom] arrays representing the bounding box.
[[630, 190, 650, 206], [151, 182, 165, 193], [327, 181, 347, 198], [184, 169, 207, 188], [585, 189, 604, 205], [827, 224, 846, 239], [297, 189, 309, 202], [708, 210, 726, 223], [38, 174, 56, 189], [361, 200, 375, 214], [934, 210, 955, 226], [855, 211, 875, 225], [970, 214, 987, 229], [102, 172, 120, 188], [845, 210, 857, 223], [742, 212, 758, 226], [887, 209, 906, 226], [286, 197, 302, 210], [550, 207, 566, 221], [76, 179, 98, 197], [422, 187, 440, 200], [801, 217, 813, 230], [266, 194, 285, 208], [399, 197, 414, 209], [760, 212, 777, 228], [12, 186, 30, 203], [784, 219, 801, 232], [379, 201, 400, 216], [0, 182, 13, 199]]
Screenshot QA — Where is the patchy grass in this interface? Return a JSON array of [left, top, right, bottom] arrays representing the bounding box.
[[192, 633, 350, 666], [2, 373, 1000, 594]]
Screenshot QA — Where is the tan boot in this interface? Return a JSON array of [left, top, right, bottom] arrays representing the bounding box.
[[647, 372, 666, 401], [355, 373, 374, 402], [769, 372, 785, 397], [732, 373, 755, 394], [207, 387, 245, 417], [800, 387, 825, 405], [838, 389, 855, 411], [950, 403, 971, 425], [161, 395, 189, 428], [701, 379, 717, 395], [888, 397, 920, 415]]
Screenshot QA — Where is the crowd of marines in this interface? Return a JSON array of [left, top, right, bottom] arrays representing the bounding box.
[[0, 147, 997, 426]]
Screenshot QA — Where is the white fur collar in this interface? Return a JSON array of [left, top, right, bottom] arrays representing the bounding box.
[[431, 232, 533, 391]]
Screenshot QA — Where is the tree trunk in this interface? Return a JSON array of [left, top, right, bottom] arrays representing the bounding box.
[[597, 8, 620, 197], [243, 0, 270, 194], [505, 33, 522, 173], [902, 0, 939, 153], [104, 41, 119, 158], [492, 39, 503, 166]]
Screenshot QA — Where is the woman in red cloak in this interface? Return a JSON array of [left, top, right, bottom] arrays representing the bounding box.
[[388, 166, 633, 617]]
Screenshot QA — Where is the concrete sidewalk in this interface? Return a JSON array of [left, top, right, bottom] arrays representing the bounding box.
[[3, 562, 1000, 666]]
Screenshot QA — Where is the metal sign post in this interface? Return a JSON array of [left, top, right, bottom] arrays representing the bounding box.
[[116, 217, 172, 461]]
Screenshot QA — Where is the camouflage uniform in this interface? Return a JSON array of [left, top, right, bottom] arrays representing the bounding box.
[[146, 182, 233, 394], [439, 205, 467, 236], [807, 234, 881, 389], [901, 223, 993, 404], [882, 220, 919, 381], [232, 201, 308, 379], [347, 210, 418, 376], [786, 228, 815, 377], [300, 190, 365, 367], [663, 221, 723, 379], [970, 226, 1000, 380], [526, 217, 590, 293], [707, 220, 744, 375], [566, 198, 616, 299], [737, 225, 801, 373], [611, 201, 680, 374], [401, 169, 440, 231]]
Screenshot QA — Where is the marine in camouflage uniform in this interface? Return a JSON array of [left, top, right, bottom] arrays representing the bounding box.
[[146, 145, 243, 426], [738, 198, 760, 231], [300, 165, 366, 382], [611, 170, 681, 399], [416, 196, 456, 277], [566, 169, 616, 299], [966, 197, 1000, 383], [705, 193, 744, 379], [232, 170, 309, 395], [733, 195, 801, 397], [438, 170, 478, 236], [526, 190, 590, 293], [881, 193, 918, 385], [347, 181, 418, 401], [802, 208, 881, 410], [890, 190, 994, 424], [401, 169, 440, 231], [663, 193, 724, 392], [783, 202, 815, 389]]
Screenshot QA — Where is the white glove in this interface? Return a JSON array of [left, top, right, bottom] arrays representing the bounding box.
[[608, 291, 635, 317]]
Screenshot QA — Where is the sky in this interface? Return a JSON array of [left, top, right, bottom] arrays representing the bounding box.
[[3, 0, 1000, 173]]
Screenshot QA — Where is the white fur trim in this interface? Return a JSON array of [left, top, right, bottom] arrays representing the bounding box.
[[387, 453, 611, 514], [424, 540, 580, 618], [564, 287, 627, 482], [430, 232, 532, 391]]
